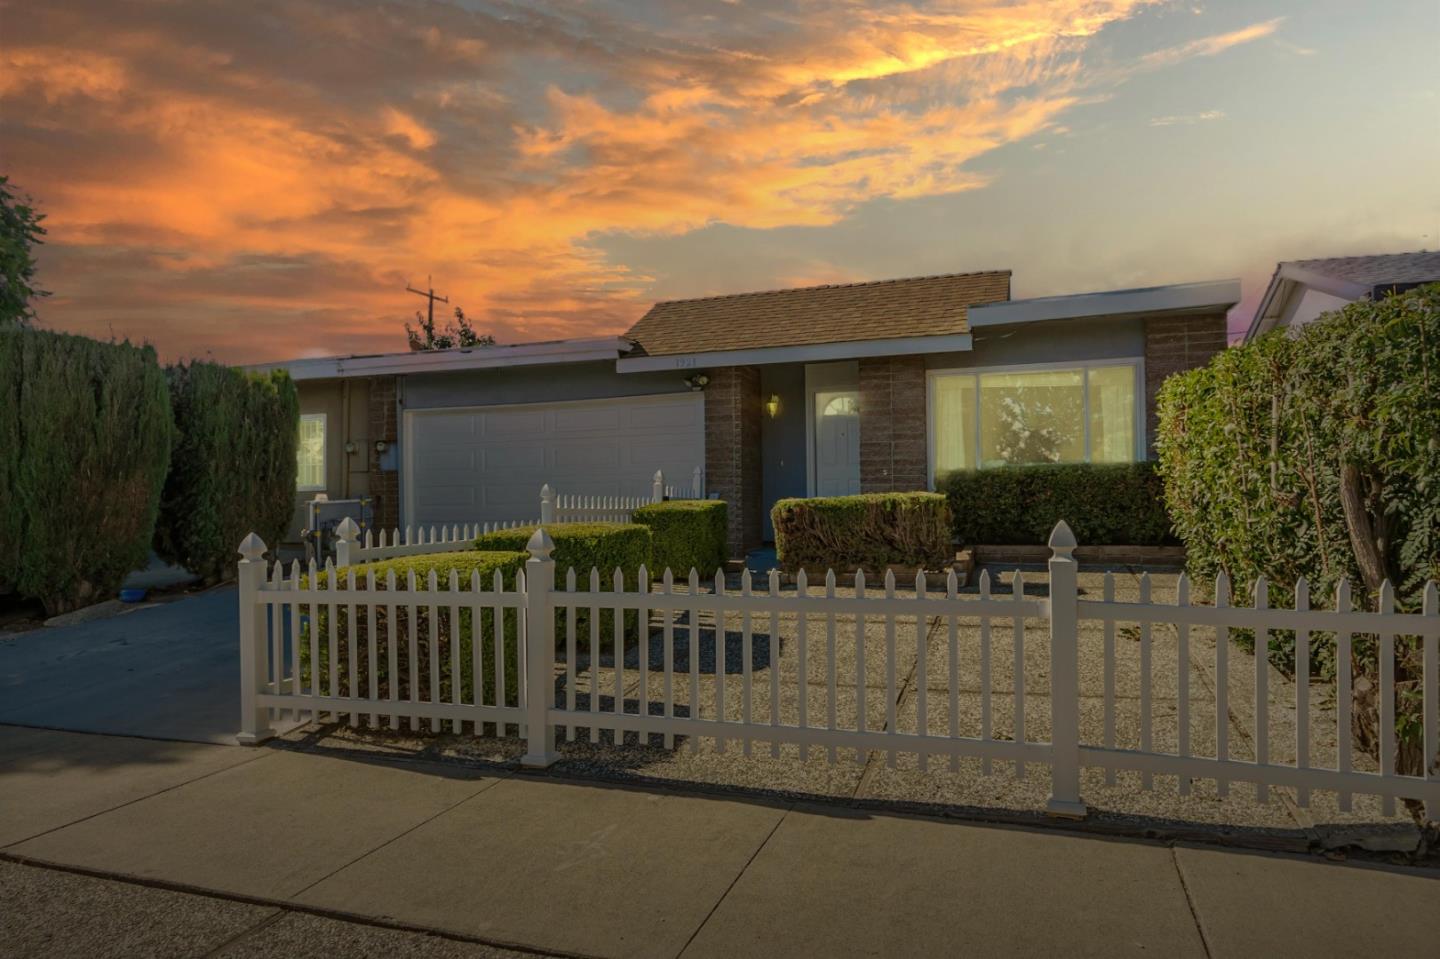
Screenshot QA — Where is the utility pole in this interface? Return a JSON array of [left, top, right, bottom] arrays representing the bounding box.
[[405, 275, 449, 329]]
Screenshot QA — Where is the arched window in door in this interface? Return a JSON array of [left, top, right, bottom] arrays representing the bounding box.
[[822, 395, 858, 416]]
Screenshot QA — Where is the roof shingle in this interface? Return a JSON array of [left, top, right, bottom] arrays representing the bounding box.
[[623, 270, 1011, 357], [1287, 252, 1440, 289]]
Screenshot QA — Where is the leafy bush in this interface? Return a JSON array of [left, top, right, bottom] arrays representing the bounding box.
[[632, 500, 727, 577], [154, 361, 298, 583], [0, 329, 172, 613], [472, 522, 653, 650], [1156, 283, 1440, 780], [772, 493, 951, 574], [939, 462, 1174, 546], [301, 550, 526, 711]]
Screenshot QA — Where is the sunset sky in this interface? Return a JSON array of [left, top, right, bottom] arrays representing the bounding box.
[[3, 0, 1437, 364]]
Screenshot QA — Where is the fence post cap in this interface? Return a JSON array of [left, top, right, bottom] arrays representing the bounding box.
[[653, 469, 664, 482], [526, 527, 556, 560], [540, 483, 553, 500], [1047, 520, 1077, 555], [335, 517, 360, 541], [238, 533, 267, 562]]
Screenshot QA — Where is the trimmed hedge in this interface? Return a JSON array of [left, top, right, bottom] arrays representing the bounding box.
[[1157, 283, 1440, 779], [939, 462, 1174, 546], [155, 361, 299, 584], [772, 493, 951, 574], [472, 522, 653, 651], [302, 550, 527, 710], [632, 499, 727, 577], [0, 329, 173, 614]]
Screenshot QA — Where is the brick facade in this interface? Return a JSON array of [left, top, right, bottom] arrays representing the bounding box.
[[858, 355, 929, 492], [704, 366, 763, 557], [1142, 313, 1227, 450], [367, 375, 400, 531]]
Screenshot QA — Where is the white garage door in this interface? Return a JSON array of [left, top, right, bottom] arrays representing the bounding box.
[[404, 393, 704, 527]]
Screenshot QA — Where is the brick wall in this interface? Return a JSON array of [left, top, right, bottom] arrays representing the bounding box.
[[704, 366, 762, 556], [858, 356, 928, 492], [367, 375, 399, 531], [1142, 314, 1228, 450]]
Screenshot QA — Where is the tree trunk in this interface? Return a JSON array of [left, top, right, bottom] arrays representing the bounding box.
[[1339, 463, 1387, 592]]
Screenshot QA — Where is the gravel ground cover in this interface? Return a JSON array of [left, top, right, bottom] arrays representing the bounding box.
[[282, 566, 1420, 848]]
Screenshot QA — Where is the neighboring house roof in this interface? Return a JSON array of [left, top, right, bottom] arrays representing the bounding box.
[[1246, 251, 1440, 341], [967, 279, 1240, 328], [622, 270, 1011, 358]]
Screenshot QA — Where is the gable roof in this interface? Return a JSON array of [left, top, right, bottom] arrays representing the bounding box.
[[623, 270, 1010, 358], [1281, 252, 1440, 292], [1246, 251, 1440, 340]]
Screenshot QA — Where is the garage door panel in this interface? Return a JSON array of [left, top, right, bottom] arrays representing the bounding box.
[[554, 442, 620, 471], [481, 410, 547, 436], [553, 406, 622, 433], [624, 402, 700, 430], [480, 444, 547, 472], [408, 394, 703, 527]]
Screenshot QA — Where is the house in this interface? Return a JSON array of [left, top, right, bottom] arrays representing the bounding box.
[[262, 269, 1238, 556], [1244, 251, 1440, 341]]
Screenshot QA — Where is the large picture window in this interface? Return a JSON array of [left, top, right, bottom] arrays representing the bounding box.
[[929, 362, 1139, 478], [297, 413, 327, 491]]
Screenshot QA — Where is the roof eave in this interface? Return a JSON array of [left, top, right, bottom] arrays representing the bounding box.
[[249, 336, 633, 381], [967, 279, 1241, 329], [616, 332, 974, 373]]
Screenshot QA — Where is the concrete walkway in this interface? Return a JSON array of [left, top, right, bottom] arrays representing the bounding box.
[[1, 725, 1433, 958]]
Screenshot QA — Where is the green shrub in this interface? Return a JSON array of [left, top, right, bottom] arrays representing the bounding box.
[[772, 493, 951, 574], [154, 361, 298, 584], [301, 550, 526, 710], [1156, 283, 1440, 778], [939, 462, 1174, 546], [632, 499, 727, 577], [473, 522, 652, 651], [0, 329, 172, 613]]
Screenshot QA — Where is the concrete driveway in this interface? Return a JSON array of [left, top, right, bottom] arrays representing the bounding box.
[[0, 588, 243, 745]]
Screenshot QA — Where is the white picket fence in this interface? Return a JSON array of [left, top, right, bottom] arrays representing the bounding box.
[[346, 468, 705, 565], [237, 521, 1440, 820]]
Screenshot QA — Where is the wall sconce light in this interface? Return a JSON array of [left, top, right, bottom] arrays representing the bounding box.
[[683, 373, 710, 392], [374, 440, 388, 454], [765, 394, 781, 418]]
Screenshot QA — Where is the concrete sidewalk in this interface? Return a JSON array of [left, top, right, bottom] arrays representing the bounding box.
[[1, 724, 1434, 959]]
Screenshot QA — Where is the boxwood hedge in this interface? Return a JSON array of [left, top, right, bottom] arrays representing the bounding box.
[[938, 462, 1174, 546], [632, 499, 727, 577], [302, 550, 526, 711], [772, 493, 951, 574], [472, 522, 653, 652]]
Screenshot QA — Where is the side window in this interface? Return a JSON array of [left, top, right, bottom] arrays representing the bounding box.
[[297, 413, 326, 491]]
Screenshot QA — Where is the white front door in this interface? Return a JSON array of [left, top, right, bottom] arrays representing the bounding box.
[[814, 390, 860, 496]]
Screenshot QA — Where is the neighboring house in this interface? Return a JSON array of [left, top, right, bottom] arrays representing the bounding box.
[[258, 269, 1238, 556], [1244, 251, 1440, 342]]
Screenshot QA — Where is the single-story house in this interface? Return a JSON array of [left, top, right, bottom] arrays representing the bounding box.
[[260, 269, 1239, 556], [1244, 251, 1440, 341]]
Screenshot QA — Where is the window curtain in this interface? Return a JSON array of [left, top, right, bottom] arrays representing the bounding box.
[[1086, 366, 1135, 463], [931, 373, 975, 475]]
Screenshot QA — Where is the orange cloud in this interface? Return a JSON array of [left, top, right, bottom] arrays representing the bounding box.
[[0, 0, 1281, 362]]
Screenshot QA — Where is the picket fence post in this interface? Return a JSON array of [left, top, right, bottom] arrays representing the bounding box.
[[334, 516, 359, 567], [691, 466, 703, 499], [652, 470, 665, 503], [1046, 520, 1087, 818], [539, 484, 555, 525], [236, 533, 274, 746], [521, 527, 558, 767]]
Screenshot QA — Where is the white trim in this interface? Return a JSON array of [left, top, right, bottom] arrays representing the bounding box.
[[400, 391, 702, 528], [616, 333, 973, 374], [924, 357, 1146, 487], [967, 280, 1240, 328], [296, 412, 327, 492], [250, 336, 632, 382], [1245, 263, 1370, 341]]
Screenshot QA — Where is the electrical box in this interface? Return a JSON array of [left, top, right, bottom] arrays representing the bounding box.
[[303, 496, 374, 566]]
